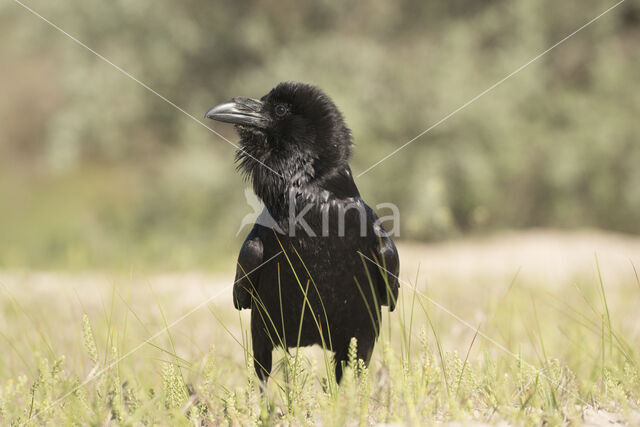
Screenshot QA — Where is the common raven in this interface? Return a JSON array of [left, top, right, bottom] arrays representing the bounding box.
[[205, 82, 399, 383]]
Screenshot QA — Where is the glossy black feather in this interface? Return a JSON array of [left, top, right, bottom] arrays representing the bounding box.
[[233, 227, 263, 310], [223, 82, 399, 383]]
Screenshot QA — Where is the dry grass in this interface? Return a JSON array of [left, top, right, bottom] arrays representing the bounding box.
[[0, 229, 639, 425]]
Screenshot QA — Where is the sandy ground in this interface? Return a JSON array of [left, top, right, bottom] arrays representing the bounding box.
[[2, 228, 639, 308], [398, 228, 640, 289], [2, 227, 639, 352]]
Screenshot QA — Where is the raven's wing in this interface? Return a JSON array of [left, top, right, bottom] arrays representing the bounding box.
[[370, 220, 400, 312], [233, 226, 264, 310], [376, 234, 400, 311]]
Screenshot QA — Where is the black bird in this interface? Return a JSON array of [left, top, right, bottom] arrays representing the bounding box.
[[205, 82, 399, 383]]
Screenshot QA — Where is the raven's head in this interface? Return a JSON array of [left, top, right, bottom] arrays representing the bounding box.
[[205, 82, 354, 207]]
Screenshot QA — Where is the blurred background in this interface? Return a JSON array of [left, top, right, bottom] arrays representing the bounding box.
[[1, 0, 639, 270]]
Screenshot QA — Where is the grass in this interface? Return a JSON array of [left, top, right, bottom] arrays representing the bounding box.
[[0, 251, 639, 425]]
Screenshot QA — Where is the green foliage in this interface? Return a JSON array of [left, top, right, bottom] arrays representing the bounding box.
[[1, 0, 639, 268]]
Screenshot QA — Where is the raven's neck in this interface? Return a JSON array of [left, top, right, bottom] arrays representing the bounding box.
[[252, 154, 360, 220], [236, 129, 359, 219], [252, 149, 315, 217]]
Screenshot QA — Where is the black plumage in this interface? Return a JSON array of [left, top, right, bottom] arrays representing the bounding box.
[[205, 82, 399, 383]]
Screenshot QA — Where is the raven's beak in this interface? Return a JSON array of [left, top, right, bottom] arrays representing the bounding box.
[[205, 97, 269, 128]]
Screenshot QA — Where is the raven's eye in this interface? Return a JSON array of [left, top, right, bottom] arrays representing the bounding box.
[[274, 104, 287, 117]]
